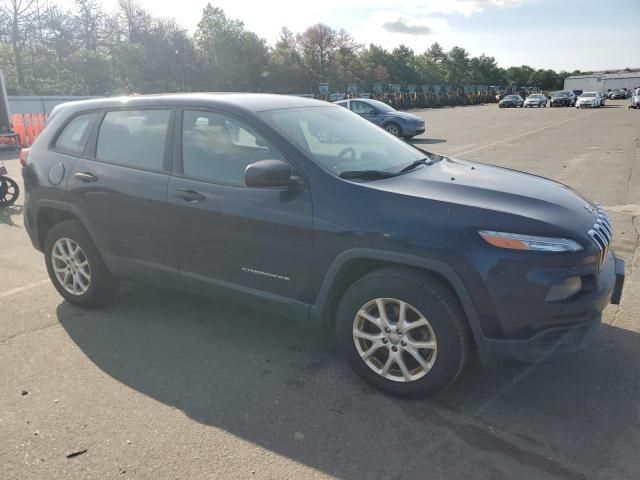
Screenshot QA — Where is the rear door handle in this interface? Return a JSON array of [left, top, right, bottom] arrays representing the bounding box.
[[174, 188, 206, 202], [74, 172, 98, 183]]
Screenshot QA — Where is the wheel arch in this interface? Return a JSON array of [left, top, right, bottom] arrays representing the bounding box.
[[34, 201, 94, 251], [311, 249, 485, 350]]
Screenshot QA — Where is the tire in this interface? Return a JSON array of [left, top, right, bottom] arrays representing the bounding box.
[[44, 220, 119, 308], [335, 268, 470, 398], [0, 176, 19, 207], [384, 122, 402, 137]]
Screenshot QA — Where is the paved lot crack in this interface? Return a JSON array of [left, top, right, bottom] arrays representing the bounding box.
[[612, 214, 640, 327], [0, 321, 59, 345]]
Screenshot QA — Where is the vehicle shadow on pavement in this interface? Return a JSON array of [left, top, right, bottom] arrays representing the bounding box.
[[410, 138, 447, 145], [0, 204, 23, 227], [57, 285, 640, 479]]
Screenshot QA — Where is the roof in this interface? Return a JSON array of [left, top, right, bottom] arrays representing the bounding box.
[[52, 93, 331, 116], [566, 72, 640, 80]]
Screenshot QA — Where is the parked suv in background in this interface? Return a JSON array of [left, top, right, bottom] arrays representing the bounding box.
[[23, 94, 624, 397]]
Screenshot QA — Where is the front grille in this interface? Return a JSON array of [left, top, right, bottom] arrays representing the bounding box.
[[587, 205, 612, 266]]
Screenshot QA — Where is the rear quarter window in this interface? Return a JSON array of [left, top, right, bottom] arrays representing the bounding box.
[[53, 113, 99, 155]]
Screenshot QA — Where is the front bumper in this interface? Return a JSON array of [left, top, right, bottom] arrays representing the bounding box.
[[404, 125, 426, 137], [474, 252, 624, 364]]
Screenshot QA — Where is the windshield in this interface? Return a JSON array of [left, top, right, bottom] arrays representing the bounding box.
[[258, 106, 425, 177], [505, 95, 519, 99], [581, 93, 596, 97], [555, 92, 569, 97], [528, 95, 544, 99]]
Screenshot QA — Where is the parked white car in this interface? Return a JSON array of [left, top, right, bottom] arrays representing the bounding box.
[[576, 92, 601, 108], [523, 94, 547, 107]]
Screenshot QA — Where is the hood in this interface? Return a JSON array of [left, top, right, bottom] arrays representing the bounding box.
[[367, 157, 598, 239], [388, 111, 423, 122]]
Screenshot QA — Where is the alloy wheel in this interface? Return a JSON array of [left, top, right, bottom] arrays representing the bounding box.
[[352, 298, 437, 382], [385, 124, 400, 136], [51, 238, 91, 295]]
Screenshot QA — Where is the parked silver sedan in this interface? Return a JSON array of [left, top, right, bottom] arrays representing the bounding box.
[[523, 94, 547, 108]]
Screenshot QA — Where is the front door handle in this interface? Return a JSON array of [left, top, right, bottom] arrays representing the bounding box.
[[174, 188, 206, 202], [74, 172, 98, 183]]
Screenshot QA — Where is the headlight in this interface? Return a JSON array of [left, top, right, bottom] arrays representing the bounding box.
[[479, 230, 583, 252]]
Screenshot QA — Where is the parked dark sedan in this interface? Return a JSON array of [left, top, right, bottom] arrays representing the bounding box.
[[550, 91, 573, 107], [498, 95, 524, 108], [334, 98, 425, 139], [609, 89, 628, 100]]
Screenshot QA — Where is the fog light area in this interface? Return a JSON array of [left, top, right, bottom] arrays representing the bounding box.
[[545, 276, 583, 302]]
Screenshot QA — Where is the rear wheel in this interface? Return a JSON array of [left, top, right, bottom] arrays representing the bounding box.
[[44, 220, 119, 307], [336, 268, 470, 397]]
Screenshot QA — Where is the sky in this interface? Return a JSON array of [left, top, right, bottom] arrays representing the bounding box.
[[94, 0, 639, 72]]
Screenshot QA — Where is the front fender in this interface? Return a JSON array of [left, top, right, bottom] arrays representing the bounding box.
[[310, 248, 491, 361]]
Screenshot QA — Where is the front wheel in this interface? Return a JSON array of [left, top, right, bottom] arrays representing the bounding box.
[[44, 220, 119, 308], [336, 268, 470, 397], [0, 176, 19, 207], [384, 122, 402, 137]]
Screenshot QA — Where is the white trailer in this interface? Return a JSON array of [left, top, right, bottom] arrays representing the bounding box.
[[564, 72, 640, 92]]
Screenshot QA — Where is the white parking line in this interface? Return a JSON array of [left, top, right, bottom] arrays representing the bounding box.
[[0, 279, 50, 299], [452, 115, 589, 157]]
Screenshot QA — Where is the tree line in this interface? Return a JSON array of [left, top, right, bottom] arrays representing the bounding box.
[[1, 0, 587, 97]]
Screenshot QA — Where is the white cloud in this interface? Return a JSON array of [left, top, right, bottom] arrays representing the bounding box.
[[382, 19, 433, 35]]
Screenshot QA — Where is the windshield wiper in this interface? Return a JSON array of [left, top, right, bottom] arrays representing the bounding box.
[[339, 170, 398, 180], [397, 157, 433, 174]]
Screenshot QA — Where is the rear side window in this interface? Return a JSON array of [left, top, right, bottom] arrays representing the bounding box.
[[96, 110, 171, 171], [54, 113, 98, 154]]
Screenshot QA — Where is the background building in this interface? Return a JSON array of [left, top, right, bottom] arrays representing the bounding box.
[[564, 72, 640, 92]]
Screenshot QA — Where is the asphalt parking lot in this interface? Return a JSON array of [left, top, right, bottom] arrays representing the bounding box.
[[1, 99, 639, 479]]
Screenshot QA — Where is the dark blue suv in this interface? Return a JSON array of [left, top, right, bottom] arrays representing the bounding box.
[[22, 94, 624, 397]]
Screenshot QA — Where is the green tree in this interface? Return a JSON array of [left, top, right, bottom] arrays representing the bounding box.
[[194, 4, 267, 91], [445, 46, 470, 85]]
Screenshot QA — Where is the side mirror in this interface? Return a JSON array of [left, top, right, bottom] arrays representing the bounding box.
[[245, 160, 292, 188]]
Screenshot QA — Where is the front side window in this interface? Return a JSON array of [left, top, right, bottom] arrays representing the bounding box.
[[351, 101, 376, 115], [181, 110, 285, 186], [258, 106, 424, 176], [96, 110, 171, 171], [54, 113, 98, 154]]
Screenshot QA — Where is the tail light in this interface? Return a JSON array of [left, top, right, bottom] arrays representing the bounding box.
[[19, 148, 30, 166]]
